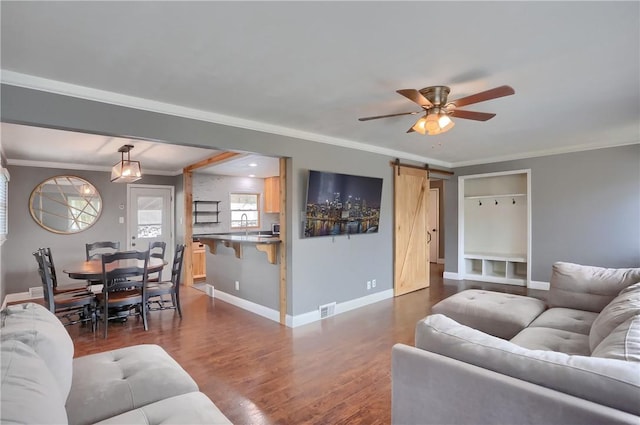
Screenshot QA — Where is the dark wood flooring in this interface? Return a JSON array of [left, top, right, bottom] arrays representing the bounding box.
[[69, 264, 546, 424]]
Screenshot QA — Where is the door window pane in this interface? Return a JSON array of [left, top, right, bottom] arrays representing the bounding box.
[[137, 196, 163, 238]]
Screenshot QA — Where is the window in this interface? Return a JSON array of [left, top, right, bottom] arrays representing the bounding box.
[[230, 193, 260, 229], [0, 168, 9, 243]]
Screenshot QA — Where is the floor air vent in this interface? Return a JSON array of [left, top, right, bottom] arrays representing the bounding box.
[[319, 302, 336, 319]]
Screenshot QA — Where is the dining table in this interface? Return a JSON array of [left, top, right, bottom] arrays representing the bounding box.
[[62, 257, 167, 281]]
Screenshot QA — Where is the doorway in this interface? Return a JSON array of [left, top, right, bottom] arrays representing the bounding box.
[[428, 188, 440, 263], [127, 185, 175, 279]]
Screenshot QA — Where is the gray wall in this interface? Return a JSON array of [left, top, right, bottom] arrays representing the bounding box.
[[4, 165, 176, 295], [1, 85, 395, 316], [445, 144, 640, 282]]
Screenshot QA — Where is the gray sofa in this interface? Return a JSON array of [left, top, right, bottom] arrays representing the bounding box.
[[392, 262, 640, 425], [0, 302, 232, 424]]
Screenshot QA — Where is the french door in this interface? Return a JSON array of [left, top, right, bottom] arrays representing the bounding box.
[[127, 185, 174, 279]]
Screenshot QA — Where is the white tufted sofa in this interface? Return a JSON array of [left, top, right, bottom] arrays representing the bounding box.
[[392, 262, 640, 425], [0, 302, 232, 424]]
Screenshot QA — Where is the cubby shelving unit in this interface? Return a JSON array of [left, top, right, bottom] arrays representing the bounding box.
[[193, 200, 220, 224], [458, 170, 531, 286]]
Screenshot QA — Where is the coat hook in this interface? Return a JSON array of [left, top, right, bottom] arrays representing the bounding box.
[[512, 198, 516, 205], [495, 200, 498, 205], [479, 200, 482, 206]]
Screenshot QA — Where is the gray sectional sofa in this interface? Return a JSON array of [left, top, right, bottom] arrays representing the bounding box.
[[0, 302, 232, 424], [392, 262, 640, 425]]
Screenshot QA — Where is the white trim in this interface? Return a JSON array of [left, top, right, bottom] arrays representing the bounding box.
[[443, 272, 462, 280], [213, 289, 281, 323], [1, 71, 450, 168], [214, 288, 393, 328], [1, 291, 37, 310], [529, 280, 550, 291]]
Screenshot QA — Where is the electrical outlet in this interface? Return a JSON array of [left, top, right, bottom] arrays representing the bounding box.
[[235, 281, 240, 291], [367, 280, 371, 290], [372, 279, 376, 288]]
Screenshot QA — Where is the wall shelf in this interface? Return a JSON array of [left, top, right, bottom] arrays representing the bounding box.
[[193, 200, 220, 224], [458, 170, 531, 287]]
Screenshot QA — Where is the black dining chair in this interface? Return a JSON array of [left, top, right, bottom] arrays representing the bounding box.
[[96, 250, 149, 338], [86, 241, 120, 260], [39, 247, 88, 294], [146, 244, 185, 318], [33, 249, 96, 331], [85, 241, 121, 286], [147, 241, 167, 283]]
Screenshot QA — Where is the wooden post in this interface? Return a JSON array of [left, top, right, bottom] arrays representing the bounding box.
[[279, 157, 287, 325], [183, 170, 194, 286]]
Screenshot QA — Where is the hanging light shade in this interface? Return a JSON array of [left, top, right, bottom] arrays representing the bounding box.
[[412, 109, 455, 136], [111, 144, 142, 183]]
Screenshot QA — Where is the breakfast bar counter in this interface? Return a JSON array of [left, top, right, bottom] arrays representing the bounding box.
[[194, 233, 281, 264]]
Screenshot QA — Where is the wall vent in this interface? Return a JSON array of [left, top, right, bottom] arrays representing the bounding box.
[[28, 286, 44, 298], [319, 302, 336, 319]]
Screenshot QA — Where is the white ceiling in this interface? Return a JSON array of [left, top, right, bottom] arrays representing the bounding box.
[[1, 1, 638, 169]]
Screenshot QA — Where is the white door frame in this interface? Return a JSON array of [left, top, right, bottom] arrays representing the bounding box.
[[127, 184, 175, 276], [429, 187, 440, 264]]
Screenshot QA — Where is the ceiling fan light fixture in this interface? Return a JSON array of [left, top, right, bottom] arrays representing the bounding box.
[[411, 116, 428, 135], [111, 144, 142, 183]]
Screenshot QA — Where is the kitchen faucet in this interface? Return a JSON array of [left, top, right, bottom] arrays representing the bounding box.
[[240, 213, 249, 237]]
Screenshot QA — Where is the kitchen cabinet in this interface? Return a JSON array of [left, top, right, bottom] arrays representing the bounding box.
[[192, 242, 206, 280], [264, 177, 280, 213]]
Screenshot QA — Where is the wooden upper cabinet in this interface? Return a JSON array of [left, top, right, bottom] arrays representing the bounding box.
[[264, 176, 280, 213]]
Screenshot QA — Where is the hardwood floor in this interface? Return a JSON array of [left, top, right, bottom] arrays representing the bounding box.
[[69, 265, 545, 424]]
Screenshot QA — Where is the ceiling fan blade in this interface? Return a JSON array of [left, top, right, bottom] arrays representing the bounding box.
[[358, 111, 420, 121], [449, 85, 515, 108], [450, 110, 496, 121], [396, 89, 434, 108]]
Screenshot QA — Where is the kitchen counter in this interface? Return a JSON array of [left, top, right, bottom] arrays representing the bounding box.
[[194, 233, 281, 264]]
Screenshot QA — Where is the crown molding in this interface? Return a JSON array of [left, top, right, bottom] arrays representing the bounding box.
[[450, 140, 640, 168], [1, 70, 452, 168]]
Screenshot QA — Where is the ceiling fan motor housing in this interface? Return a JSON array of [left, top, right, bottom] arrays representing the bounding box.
[[419, 86, 450, 107]]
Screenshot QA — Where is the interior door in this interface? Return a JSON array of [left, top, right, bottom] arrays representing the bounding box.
[[429, 188, 439, 263], [394, 165, 430, 296], [127, 185, 174, 279]]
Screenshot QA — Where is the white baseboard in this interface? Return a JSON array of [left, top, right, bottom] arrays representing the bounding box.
[[213, 290, 281, 323], [213, 288, 393, 328], [1, 291, 37, 310], [443, 272, 462, 280], [287, 289, 393, 328], [529, 280, 550, 290]]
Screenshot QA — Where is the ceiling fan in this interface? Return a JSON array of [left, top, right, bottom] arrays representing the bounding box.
[[358, 85, 515, 135]]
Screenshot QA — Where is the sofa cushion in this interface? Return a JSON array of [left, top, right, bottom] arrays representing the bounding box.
[[528, 307, 598, 335], [415, 314, 640, 416], [431, 289, 546, 339], [548, 262, 640, 312], [510, 327, 590, 355], [592, 315, 640, 362], [0, 302, 74, 398], [66, 344, 200, 425], [0, 339, 69, 424], [589, 284, 640, 351], [94, 392, 232, 424]]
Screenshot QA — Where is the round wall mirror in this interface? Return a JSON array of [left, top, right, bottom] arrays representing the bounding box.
[[29, 176, 102, 234]]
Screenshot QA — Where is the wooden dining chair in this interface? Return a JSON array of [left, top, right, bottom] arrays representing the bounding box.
[[39, 247, 88, 294], [33, 249, 96, 331], [86, 241, 120, 260], [96, 250, 149, 338], [146, 244, 184, 318], [147, 241, 167, 283]]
